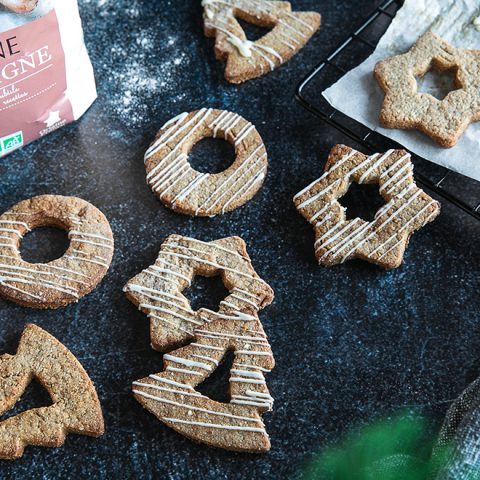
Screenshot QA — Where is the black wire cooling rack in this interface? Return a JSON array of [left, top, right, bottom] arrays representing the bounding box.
[[296, 0, 480, 221]]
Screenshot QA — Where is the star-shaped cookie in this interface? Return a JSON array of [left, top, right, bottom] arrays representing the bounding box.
[[203, 0, 321, 83], [375, 32, 480, 148], [293, 144, 441, 269]]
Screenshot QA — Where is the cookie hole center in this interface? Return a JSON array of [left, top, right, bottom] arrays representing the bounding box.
[[416, 66, 459, 100], [20, 227, 70, 264], [189, 138, 235, 174], [235, 17, 273, 42], [183, 274, 230, 312], [0, 378, 53, 421], [196, 350, 235, 403], [340, 183, 386, 222]]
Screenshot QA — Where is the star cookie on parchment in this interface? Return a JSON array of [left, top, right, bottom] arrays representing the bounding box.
[[125, 235, 275, 452], [375, 32, 480, 148], [203, 0, 321, 83], [0, 0, 38, 13], [293, 145, 441, 269]]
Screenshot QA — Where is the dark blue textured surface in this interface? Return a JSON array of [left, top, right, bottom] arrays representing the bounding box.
[[1, 0, 479, 478]]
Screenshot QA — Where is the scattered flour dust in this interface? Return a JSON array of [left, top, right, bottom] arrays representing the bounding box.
[[80, 0, 189, 127]]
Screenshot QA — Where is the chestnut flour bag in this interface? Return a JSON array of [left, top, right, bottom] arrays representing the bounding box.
[[0, 0, 96, 156]]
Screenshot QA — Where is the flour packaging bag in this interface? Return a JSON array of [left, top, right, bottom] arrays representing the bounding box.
[[0, 0, 96, 156]]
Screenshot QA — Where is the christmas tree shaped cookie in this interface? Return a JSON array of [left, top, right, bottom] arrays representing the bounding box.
[[0, 324, 104, 460], [125, 235, 275, 452], [203, 0, 321, 83]]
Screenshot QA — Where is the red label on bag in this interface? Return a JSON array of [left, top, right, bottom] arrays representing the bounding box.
[[0, 9, 74, 156]]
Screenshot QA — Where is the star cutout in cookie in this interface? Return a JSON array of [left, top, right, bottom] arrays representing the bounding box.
[[124, 234, 273, 351], [293, 145, 441, 269], [374, 32, 480, 148]]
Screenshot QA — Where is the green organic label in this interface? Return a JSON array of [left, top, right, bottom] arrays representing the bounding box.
[[0, 131, 23, 154]]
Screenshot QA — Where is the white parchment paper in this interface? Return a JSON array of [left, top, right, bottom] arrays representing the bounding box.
[[323, 0, 480, 182]]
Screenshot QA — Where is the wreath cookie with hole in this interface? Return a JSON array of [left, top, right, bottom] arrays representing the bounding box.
[[293, 144, 441, 269], [203, 0, 321, 83], [374, 32, 480, 148], [144, 109, 268, 217], [0, 324, 104, 460], [0, 195, 114, 309], [125, 235, 275, 452]]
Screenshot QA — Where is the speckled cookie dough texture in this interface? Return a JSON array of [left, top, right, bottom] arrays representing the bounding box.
[[375, 32, 480, 148], [144, 109, 268, 217], [0, 324, 104, 460], [0, 195, 114, 309], [293, 144, 441, 269], [124, 235, 275, 452], [202, 0, 321, 83], [0, 0, 38, 13]]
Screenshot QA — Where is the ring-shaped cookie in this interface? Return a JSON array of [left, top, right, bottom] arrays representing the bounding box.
[[144, 108, 268, 217], [0, 195, 114, 309]]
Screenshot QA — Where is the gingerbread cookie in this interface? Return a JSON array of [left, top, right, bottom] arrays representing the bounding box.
[[0, 324, 104, 460], [125, 235, 275, 452], [145, 109, 268, 217], [0, 195, 114, 309], [203, 0, 321, 83], [293, 145, 441, 269], [0, 0, 38, 13], [375, 32, 480, 148]]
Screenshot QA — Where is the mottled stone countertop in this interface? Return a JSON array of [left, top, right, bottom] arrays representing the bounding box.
[[0, 0, 479, 478]]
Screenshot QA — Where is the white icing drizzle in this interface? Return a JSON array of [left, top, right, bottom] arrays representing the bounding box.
[[166, 366, 204, 377], [147, 265, 192, 286], [373, 201, 438, 259], [145, 109, 266, 216], [295, 147, 440, 265], [0, 220, 30, 231], [230, 292, 258, 308], [150, 314, 191, 334], [133, 382, 202, 398], [164, 354, 213, 371], [236, 350, 272, 356], [194, 146, 266, 215], [195, 329, 267, 343], [200, 309, 257, 322], [149, 375, 195, 390], [133, 389, 260, 423], [143, 305, 201, 326], [65, 255, 110, 268], [190, 342, 224, 351], [128, 234, 274, 447], [162, 417, 265, 433], [0, 208, 112, 305], [160, 246, 268, 286], [192, 354, 219, 366], [294, 150, 357, 202], [231, 369, 264, 379], [203, 0, 314, 74]]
